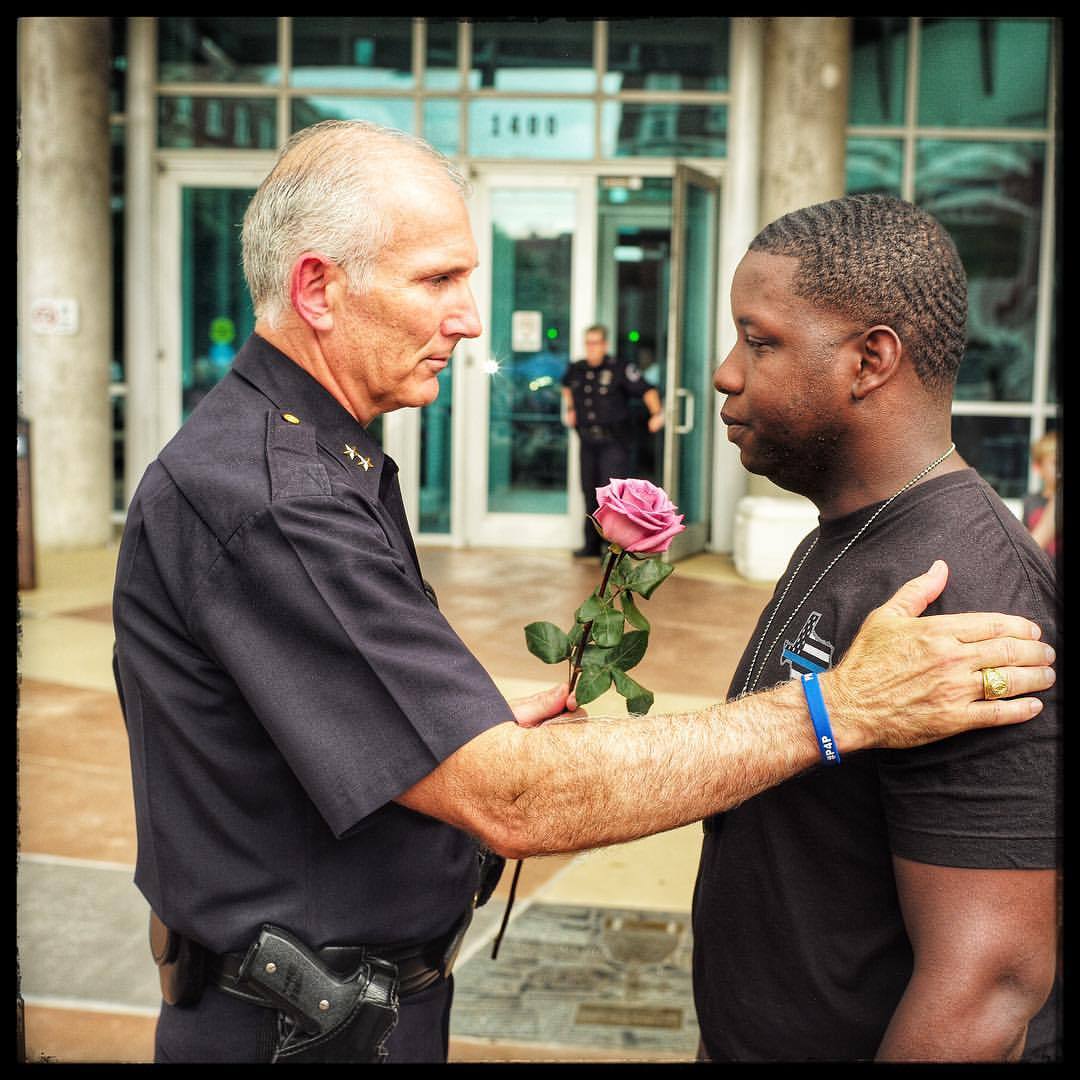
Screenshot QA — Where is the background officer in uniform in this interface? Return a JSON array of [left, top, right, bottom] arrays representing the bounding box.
[[111, 119, 1055, 1064], [562, 324, 665, 557]]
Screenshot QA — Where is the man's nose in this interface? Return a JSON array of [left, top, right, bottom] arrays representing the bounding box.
[[713, 345, 741, 394], [443, 285, 483, 340]]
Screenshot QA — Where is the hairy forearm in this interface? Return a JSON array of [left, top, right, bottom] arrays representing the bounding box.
[[437, 681, 820, 858]]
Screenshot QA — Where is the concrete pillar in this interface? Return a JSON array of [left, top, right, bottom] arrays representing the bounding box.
[[749, 16, 851, 499], [17, 17, 114, 548]]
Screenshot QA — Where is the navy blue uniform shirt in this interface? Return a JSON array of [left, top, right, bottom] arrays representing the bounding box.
[[112, 333, 514, 955], [561, 354, 650, 433]]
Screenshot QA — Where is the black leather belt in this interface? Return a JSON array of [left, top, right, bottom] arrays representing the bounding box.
[[581, 424, 615, 441], [209, 932, 450, 1008]]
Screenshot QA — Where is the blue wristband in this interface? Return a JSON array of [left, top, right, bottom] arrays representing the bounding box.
[[801, 672, 841, 766]]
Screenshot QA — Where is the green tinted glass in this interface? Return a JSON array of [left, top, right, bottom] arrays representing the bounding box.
[[420, 367, 453, 533], [916, 138, 1045, 403], [606, 18, 729, 92], [158, 17, 279, 84], [291, 17, 414, 90], [291, 97, 414, 134], [158, 97, 277, 149], [918, 18, 1051, 128], [849, 18, 908, 127], [845, 137, 903, 195], [180, 187, 256, 420], [951, 415, 1031, 499], [602, 103, 727, 158], [470, 20, 595, 92], [468, 100, 594, 159], [487, 189, 573, 514]]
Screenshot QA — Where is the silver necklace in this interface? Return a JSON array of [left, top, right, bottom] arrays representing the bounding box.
[[740, 443, 956, 696]]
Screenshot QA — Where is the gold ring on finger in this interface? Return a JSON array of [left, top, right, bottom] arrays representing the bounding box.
[[981, 666, 1009, 701]]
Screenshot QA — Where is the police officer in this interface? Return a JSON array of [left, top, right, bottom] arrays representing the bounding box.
[[111, 119, 1054, 1064], [562, 325, 665, 557]]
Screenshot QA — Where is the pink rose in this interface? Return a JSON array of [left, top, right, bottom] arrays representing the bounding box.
[[593, 478, 686, 554]]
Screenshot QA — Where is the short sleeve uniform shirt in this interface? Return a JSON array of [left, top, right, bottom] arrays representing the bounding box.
[[113, 334, 514, 955]]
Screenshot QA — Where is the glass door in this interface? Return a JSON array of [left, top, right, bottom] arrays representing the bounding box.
[[662, 164, 720, 561], [155, 157, 273, 445], [460, 171, 595, 548]]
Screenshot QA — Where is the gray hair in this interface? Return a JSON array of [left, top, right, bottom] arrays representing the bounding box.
[[241, 119, 469, 326]]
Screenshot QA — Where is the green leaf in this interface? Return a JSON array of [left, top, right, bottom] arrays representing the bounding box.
[[575, 593, 607, 623], [579, 643, 613, 669], [620, 591, 650, 632], [612, 668, 655, 715], [574, 666, 613, 706], [590, 607, 625, 648], [567, 622, 585, 650], [607, 629, 649, 672], [524, 621, 571, 664], [619, 556, 675, 600]]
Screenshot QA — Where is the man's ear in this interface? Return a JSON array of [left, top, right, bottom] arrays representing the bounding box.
[[289, 252, 339, 332], [851, 325, 903, 400]]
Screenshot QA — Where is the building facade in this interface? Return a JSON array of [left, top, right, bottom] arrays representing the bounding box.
[[17, 17, 1061, 572]]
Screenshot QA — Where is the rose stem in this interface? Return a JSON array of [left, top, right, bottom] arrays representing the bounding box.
[[568, 546, 624, 695]]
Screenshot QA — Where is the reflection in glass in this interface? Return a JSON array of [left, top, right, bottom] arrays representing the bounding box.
[[291, 18, 413, 90], [845, 137, 903, 196], [158, 97, 277, 149], [181, 188, 256, 420], [468, 100, 594, 159], [291, 97, 414, 135], [917, 139, 1044, 403], [951, 415, 1031, 499], [424, 19, 460, 89], [606, 18, 729, 92], [423, 99, 460, 157], [849, 18, 908, 127], [602, 103, 726, 158], [675, 182, 716, 530], [158, 17, 279, 84], [470, 20, 595, 92], [110, 125, 126, 383], [110, 17, 128, 115], [112, 393, 126, 513], [420, 367, 453, 534], [918, 18, 1051, 128], [487, 190, 573, 514]]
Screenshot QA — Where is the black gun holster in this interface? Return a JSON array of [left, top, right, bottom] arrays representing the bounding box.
[[150, 909, 207, 1007], [236, 925, 399, 1063]]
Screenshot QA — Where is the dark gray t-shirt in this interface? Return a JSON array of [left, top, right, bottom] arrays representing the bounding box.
[[692, 469, 1061, 1061]]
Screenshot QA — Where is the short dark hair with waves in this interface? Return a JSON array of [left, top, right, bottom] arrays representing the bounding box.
[[749, 194, 967, 394]]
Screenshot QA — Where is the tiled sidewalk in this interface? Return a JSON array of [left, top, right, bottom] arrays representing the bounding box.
[[16, 542, 771, 1063]]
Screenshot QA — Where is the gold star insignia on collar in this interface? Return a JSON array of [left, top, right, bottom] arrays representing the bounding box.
[[344, 444, 360, 461], [357, 455, 373, 472]]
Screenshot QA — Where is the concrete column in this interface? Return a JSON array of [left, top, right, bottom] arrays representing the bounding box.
[[17, 17, 114, 548], [749, 16, 851, 499]]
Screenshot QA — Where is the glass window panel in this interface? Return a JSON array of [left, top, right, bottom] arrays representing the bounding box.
[[423, 99, 460, 157], [420, 367, 453, 533], [180, 187, 256, 420], [918, 18, 1051, 128], [470, 20, 595, 92], [916, 139, 1044, 403], [602, 103, 727, 158], [487, 189, 574, 514], [849, 17, 908, 127], [599, 176, 673, 207], [424, 19, 460, 89], [158, 96, 278, 148], [158, 17, 279, 84], [606, 18, 729, 92], [291, 18, 413, 90], [112, 393, 126, 513], [845, 137, 903, 196], [110, 126, 125, 383], [951, 414, 1031, 500], [291, 97, 414, 134], [468, 99, 594, 159], [110, 17, 127, 114]]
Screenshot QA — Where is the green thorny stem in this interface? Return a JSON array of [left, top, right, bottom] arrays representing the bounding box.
[[567, 545, 625, 697]]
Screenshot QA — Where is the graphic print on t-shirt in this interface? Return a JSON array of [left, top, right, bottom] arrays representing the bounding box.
[[782, 611, 834, 678]]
